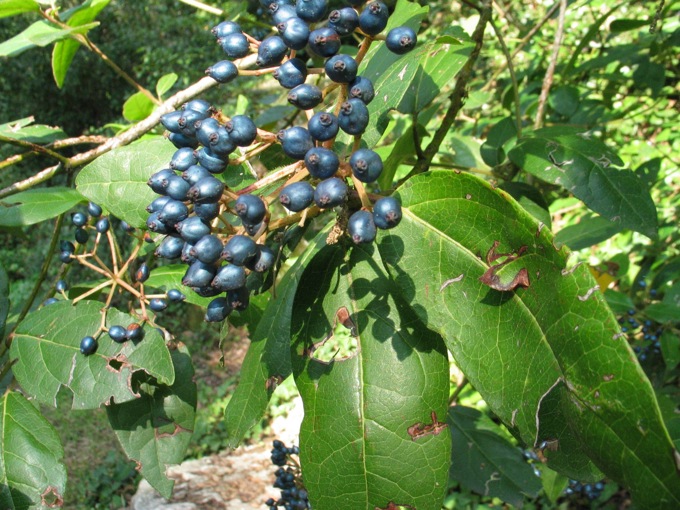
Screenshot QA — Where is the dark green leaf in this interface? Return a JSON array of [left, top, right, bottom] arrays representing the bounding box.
[[645, 302, 680, 323], [122, 91, 156, 122], [635, 157, 661, 188], [549, 86, 580, 117], [107, 344, 196, 499], [0, 260, 8, 339], [292, 243, 450, 510], [0, 187, 84, 227], [223, 225, 330, 448], [76, 137, 176, 228], [51, 0, 111, 88], [378, 170, 680, 507], [555, 215, 622, 251], [10, 301, 174, 409], [498, 182, 551, 227], [0, 392, 67, 509], [480, 117, 517, 167], [508, 127, 658, 238], [0, 117, 66, 144], [376, 125, 420, 190], [448, 406, 542, 506], [0, 0, 39, 19], [660, 331, 680, 371], [603, 289, 635, 315], [156, 73, 178, 98], [610, 19, 649, 32]]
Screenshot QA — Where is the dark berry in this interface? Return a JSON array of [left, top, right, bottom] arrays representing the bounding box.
[[126, 323, 145, 341], [348, 210, 377, 244], [372, 196, 402, 229], [188, 176, 225, 204], [56, 279, 68, 292], [148, 169, 174, 194], [257, 36, 288, 67], [181, 242, 197, 264], [155, 235, 184, 259], [196, 117, 222, 148], [190, 235, 224, 264], [247, 245, 276, 273], [269, 2, 297, 25], [72, 212, 88, 227], [95, 217, 110, 234], [167, 132, 199, 149], [359, 1, 388, 36], [296, 0, 327, 22], [177, 108, 207, 137], [307, 27, 341, 57], [324, 54, 358, 83], [212, 20, 241, 39], [192, 285, 222, 298], [87, 202, 102, 218], [205, 297, 232, 322], [385, 26, 417, 54], [328, 7, 359, 35], [183, 99, 213, 115], [278, 17, 310, 50], [279, 182, 314, 212], [182, 165, 212, 186], [225, 115, 257, 146], [135, 263, 150, 283], [167, 289, 186, 302], [338, 98, 369, 135], [176, 217, 211, 243], [160, 110, 183, 133], [170, 147, 198, 172], [158, 199, 189, 224], [43, 297, 58, 306], [219, 32, 250, 59], [227, 286, 250, 311], [120, 221, 136, 233], [207, 59, 239, 83], [147, 196, 172, 213], [304, 147, 339, 179], [207, 127, 236, 157], [287, 84, 323, 110], [80, 336, 98, 355], [244, 220, 266, 237], [194, 202, 221, 221], [183, 260, 218, 288], [308, 112, 339, 142], [147, 213, 172, 235], [350, 148, 383, 182], [149, 298, 168, 312], [165, 175, 192, 201], [234, 194, 267, 225], [222, 235, 258, 266], [314, 177, 348, 208], [349, 75, 375, 104], [74, 227, 89, 245], [274, 58, 308, 89], [195, 147, 228, 174], [212, 264, 247, 291], [109, 325, 127, 343], [277, 126, 314, 160]]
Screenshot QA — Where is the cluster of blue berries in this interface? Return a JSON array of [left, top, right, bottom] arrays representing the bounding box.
[[146, 1, 413, 322], [266, 440, 310, 510], [618, 308, 663, 362], [57, 201, 111, 265], [564, 479, 606, 501]]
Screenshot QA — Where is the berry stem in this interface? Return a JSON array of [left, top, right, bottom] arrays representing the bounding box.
[[350, 176, 373, 210], [71, 280, 114, 305], [238, 161, 304, 195]]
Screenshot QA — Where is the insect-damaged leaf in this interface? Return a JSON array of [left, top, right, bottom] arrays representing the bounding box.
[[377, 170, 680, 508], [291, 243, 450, 510]]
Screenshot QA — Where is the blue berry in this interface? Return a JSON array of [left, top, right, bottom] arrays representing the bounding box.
[[170, 147, 198, 172], [248, 245, 276, 273], [274, 58, 308, 89], [188, 176, 225, 203], [372, 196, 402, 229], [328, 7, 359, 35], [147, 213, 173, 234], [225, 115, 257, 147], [167, 132, 198, 149], [222, 235, 258, 266], [147, 195, 172, 213], [278, 126, 314, 160], [167, 289, 186, 302], [135, 263, 150, 283], [205, 297, 232, 322], [177, 108, 207, 137], [56, 279, 68, 292], [212, 21, 241, 39], [72, 212, 88, 227], [155, 236, 184, 259], [190, 235, 224, 264], [87, 202, 103, 218], [183, 260, 218, 288], [227, 286, 250, 311], [304, 147, 339, 179], [149, 298, 168, 312], [195, 147, 228, 174], [287, 84, 323, 110], [95, 217, 110, 234], [219, 33, 250, 59], [206, 60, 239, 83], [212, 264, 247, 291], [158, 199, 189, 224], [324, 54, 358, 83], [164, 175, 192, 201], [109, 325, 127, 343], [359, 1, 388, 36], [176, 217, 211, 243], [268, 2, 297, 25], [183, 99, 213, 115], [279, 182, 315, 212], [74, 227, 89, 244], [314, 177, 348, 208], [194, 202, 221, 221], [277, 17, 310, 50], [350, 148, 383, 182], [349, 75, 375, 104], [338, 98, 369, 135], [235, 194, 267, 225], [182, 165, 212, 186], [195, 118, 221, 148], [160, 111, 183, 133], [207, 127, 236, 157], [296, 0, 327, 22], [80, 336, 98, 355], [308, 112, 339, 142], [126, 323, 145, 341], [348, 210, 377, 244], [307, 27, 341, 57], [257, 36, 288, 67], [386, 26, 417, 54]]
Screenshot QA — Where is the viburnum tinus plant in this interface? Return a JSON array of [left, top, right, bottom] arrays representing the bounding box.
[[1, 0, 679, 509]]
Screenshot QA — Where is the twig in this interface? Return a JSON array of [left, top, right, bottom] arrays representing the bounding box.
[[489, 18, 522, 137], [534, 0, 568, 130], [0, 164, 62, 199], [402, 0, 492, 181], [179, 0, 223, 15], [0, 136, 69, 165], [449, 376, 469, 405]]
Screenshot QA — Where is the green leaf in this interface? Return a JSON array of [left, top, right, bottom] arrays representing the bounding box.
[[122, 91, 156, 122], [555, 215, 623, 251], [645, 302, 680, 323], [498, 182, 551, 227], [155, 73, 178, 98], [480, 117, 517, 167], [603, 289, 635, 315], [0, 392, 67, 509], [378, 170, 680, 507], [660, 331, 680, 371], [0, 0, 39, 19], [51, 0, 111, 88], [0, 117, 66, 144], [548, 86, 580, 117], [0, 20, 97, 57], [292, 243, 450, 510], [0, 187, 84, 227], [10, 301, 174, 409], [0, 260, 9, 339], [508, 127, 658, 238], [539, 466, 569, 503], [223, 225, 331, 448], [107, 344, 196, 499], [448, 406, 542, 506], [76, 138, 176, 228]]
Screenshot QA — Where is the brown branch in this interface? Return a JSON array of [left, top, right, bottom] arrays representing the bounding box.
[[0, 164, 62, 199], [534, 0, 568, 129], [0, 136, 69, 165], [404, 0, 492, 181]]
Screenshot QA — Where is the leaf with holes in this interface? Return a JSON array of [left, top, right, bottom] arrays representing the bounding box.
[[0, 391, 67, 509], [107, 344, 196, 499], [10, 301, 174, 409], [508, 127, 657, 238], [448, 406, 541, 506], [291, 243, 450, 510], [377, 170, 680, 508], [76, 137, 176, 228], [223, 225, 331, 448]]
